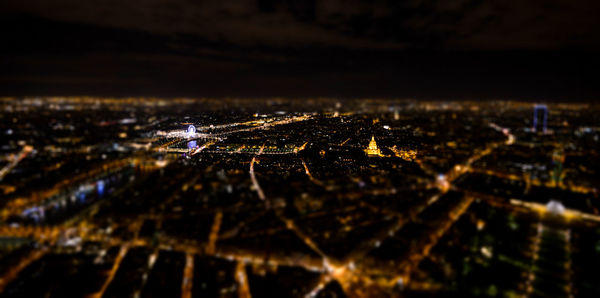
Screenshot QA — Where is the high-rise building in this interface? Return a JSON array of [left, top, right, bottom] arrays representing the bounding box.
[[533, 104, 548, 133]]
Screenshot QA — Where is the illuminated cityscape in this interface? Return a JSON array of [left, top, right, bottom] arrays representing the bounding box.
[[0, 97, 598, 297], [1, 0, 600, 296]]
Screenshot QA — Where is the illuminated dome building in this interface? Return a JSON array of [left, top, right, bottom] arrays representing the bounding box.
[[546, 200, 565, 215], [365, 136, 382, 157]]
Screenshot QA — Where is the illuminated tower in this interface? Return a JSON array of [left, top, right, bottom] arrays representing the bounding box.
[[365, 136, 382, 157], [532, 104, 548, 133]]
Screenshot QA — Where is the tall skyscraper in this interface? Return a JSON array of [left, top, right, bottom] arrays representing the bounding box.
[[533, 104, 548, 133]]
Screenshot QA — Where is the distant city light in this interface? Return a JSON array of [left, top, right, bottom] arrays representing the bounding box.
[[97, 180, 105, 196], [1, 97, 599, 296]]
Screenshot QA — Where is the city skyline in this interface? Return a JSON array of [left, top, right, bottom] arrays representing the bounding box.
[[0, 97, 598, 297]]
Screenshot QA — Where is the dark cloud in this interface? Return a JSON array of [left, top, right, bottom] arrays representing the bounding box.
[[0, 0, 401, 49], [3, 0, 600, 50], [1, 0, 599, 100]]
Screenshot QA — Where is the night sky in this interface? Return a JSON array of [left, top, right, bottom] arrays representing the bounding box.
[[1, 0, 599, 100]]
